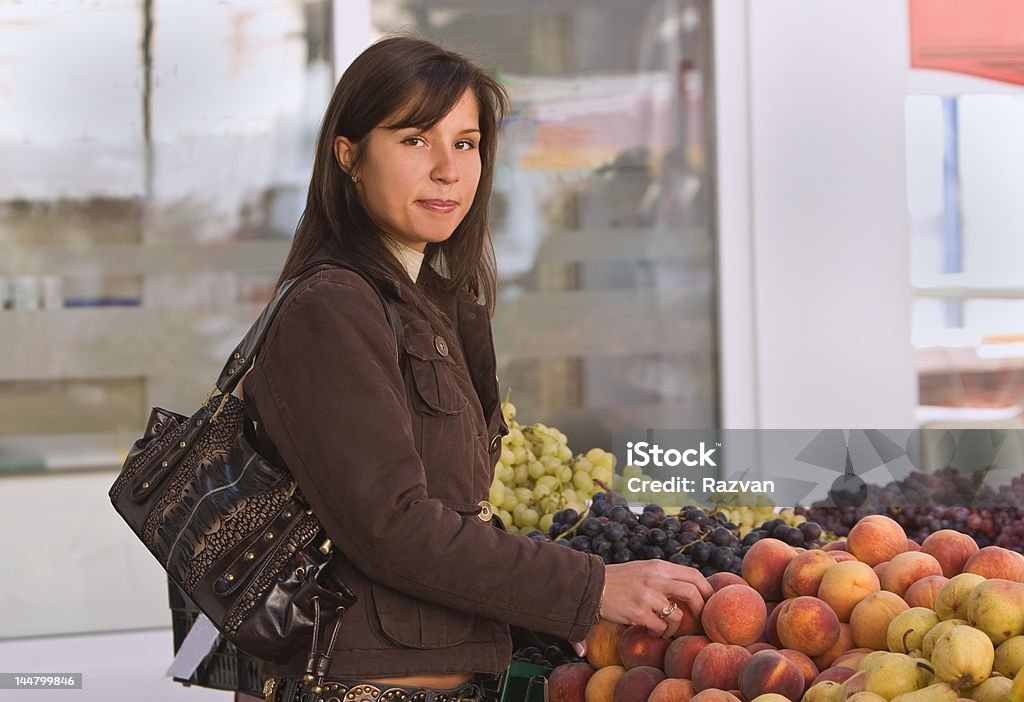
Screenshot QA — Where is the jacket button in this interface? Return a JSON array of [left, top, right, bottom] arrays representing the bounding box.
[[477, 500, 493, 521], [489, 434, 501, 453], [433, 335, 448, 357]]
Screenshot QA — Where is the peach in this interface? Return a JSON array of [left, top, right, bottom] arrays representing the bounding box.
[[873, 561, 890, 582], [617, 625, 672, 670], [821, 541, 848, 552], [612, 665, 664, 702], [689, 691, 741, 702], [664, 635, 711, 679], [846, 515, 908, 566], [811, 666, 856, 685], [585, 620, 627, 668], [584, 664, 625, 702], [904, 574, 949, 610], [829, 647, 873, 671], [691, 642, 751, 692], [677, 599, 704, 636], [747, 642, 777, 654], [776, 596, 842, 657], [778, 648, 818, 692], [842, 670, 868, 696], [764, 601, 783, 648], [963, 545, 1024, 582], [707, 572, 747, 591], [811, 623, 856, 669], [550, 663, 596, 702], [782, 549, 836, 599], [647, 678, 696, 702], [742, 538, 798, 601], [818, 560, 881, 622], [920, 529, 980, 578], [738, 650, 805, 701], [849, 590, 910, 651], [879, 551, 944, 598], [828, 550, 857, 563], [701, 584, 768, 646], [905, 538, 921, 552]]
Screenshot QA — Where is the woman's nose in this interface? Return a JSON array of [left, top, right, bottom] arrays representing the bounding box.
[[431, 148, 459, 184]]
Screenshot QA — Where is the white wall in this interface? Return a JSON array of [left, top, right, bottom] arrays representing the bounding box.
[[715, 0, 918, 429]]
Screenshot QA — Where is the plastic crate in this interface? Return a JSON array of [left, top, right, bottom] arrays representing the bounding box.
[[168, 579, 264, 696], [489, 660, 550, 702]]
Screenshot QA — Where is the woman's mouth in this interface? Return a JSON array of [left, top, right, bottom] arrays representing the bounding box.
[[417, 199, 458, 214]]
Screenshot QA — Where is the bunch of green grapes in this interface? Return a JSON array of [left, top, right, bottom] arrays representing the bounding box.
[[489, 399, 615, 535]]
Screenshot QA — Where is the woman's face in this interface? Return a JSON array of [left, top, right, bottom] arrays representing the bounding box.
[[336, 89, 483, 253]]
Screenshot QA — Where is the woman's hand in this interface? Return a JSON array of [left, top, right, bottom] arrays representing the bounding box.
[[599, 561, 713, 638]]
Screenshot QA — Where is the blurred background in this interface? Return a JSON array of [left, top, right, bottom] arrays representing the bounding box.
[[1, 0, 1022, 697]]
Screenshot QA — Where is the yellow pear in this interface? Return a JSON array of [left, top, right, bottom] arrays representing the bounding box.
[[800, 680, 844, 702], [965, 675, 1012, 702], [750, 695, 791, 702], [890, 682, 959, 702], [847, 693, 888, 702], [966, 578, 1024, 646], [858, 650, 889, 672], [922, 618, 968, 659], [1011, 667, 1024, 702], [864, 652, 930, 699], [888, 607, 941, 654], [931, 624, 995, 691], [935, 573, 986, 620], [995, 636, 1024, 678]]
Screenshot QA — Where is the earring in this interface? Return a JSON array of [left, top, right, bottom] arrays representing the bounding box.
[[350, 174, 361, 184]]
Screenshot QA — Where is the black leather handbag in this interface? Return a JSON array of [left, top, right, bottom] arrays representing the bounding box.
[[109, 261, 401, 696]]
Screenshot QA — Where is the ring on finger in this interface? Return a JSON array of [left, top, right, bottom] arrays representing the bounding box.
[[656, 601, 678, 619]]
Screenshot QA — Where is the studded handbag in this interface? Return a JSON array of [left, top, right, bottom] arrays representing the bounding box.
[[108, 261, 402, 698]]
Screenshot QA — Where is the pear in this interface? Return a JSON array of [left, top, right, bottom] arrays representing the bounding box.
[[966, 578, 1024, 646], [965, 675, 1012, 702], [935, 573, 986, 620], [931, 625, 995, 691], [800, 680, 844, 702], [888, 607, 941, 654], [923, 618, 968, 659], [890, 682, 959, 702], [847, 693, 888, 702], [995, 636, 1024, 677], [859, 650, 890, 672], [864, 652, 929, 699], [1012, 668, 1024, 702]]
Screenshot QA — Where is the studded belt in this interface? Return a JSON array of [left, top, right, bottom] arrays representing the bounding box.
[[263, 676, 484, 702]]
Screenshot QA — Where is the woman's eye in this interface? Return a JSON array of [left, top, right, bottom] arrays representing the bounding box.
[[455, 140, 477, 151], [402, 136, 426, 146]]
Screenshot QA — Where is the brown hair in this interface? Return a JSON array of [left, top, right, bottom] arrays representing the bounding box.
[[277, 34, 509, 329]]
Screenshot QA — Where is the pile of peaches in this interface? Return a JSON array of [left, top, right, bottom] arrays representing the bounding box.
[[549, 514, 1024, 702]]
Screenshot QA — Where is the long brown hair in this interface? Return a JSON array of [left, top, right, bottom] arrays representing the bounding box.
[[277, 34, 509, 330]]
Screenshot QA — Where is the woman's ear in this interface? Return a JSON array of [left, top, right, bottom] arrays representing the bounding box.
[[334, 136, 357, 175]]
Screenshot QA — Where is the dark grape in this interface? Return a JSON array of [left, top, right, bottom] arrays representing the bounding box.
[[690, 542, 712, 563], [570, 536, 592, 550], [709, 527, 734, 547], [648, 528, 668, 547], [578, 517, 602, 537], [798, 522, 822, 542]]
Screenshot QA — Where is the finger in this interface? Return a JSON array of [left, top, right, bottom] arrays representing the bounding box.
[[662, 581, 706, 621], [667, 563, 714, 601]]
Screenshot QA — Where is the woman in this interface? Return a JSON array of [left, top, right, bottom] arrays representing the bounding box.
[[244, 35, 711, 702]]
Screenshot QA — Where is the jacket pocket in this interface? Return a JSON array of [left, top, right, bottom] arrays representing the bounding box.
[[403, 322, 468, 416], [368, 580, 475, 649]]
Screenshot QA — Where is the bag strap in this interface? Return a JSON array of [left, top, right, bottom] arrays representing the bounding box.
[[214, 260, 403, 395]]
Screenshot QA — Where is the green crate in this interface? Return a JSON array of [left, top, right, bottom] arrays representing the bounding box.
[[485, 660, 550, 702]]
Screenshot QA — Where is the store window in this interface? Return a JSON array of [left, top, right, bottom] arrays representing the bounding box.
[[907, 95, 1024, 425], [0, 0, 332, 477], [372, 0, 720, 452]]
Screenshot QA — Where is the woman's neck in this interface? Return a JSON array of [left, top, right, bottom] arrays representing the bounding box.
[[382, 237, 425, 282]]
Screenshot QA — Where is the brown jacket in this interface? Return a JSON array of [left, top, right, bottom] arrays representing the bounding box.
[[244, 261, 605, 677]]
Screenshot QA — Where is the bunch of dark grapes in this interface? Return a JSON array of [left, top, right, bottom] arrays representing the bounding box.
[[740, 517, 825, 553], [796, 467, 1024, 552], [525, 492, 821, 578], [511, 641, 582, 668]]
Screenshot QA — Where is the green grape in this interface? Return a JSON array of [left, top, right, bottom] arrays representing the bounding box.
[[517, 508, 539, 528], [573, 471, 594, 493], [536, 475, 558, 490], [489, 481, 505, 506], [514, 487, 533, 503], [574, 458, 594, 474], [527, 461, 546, 480], [513, 465, 529, 485], [539, 513, 554, 533], [532, 484, 552, 501], [556, 445, 573, 462]]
